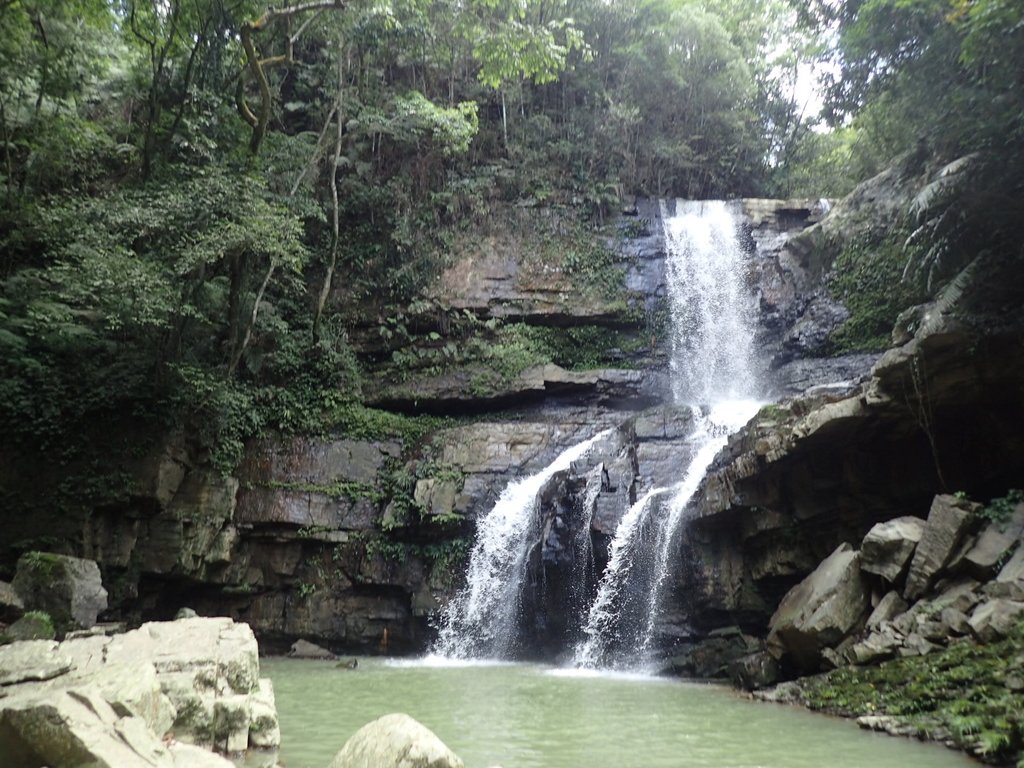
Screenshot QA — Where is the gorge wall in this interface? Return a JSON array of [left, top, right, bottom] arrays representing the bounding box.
[[7, 160, 1020, 665]]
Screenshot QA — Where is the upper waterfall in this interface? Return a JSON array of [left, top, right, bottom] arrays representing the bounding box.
[[664, 199, 762, 405]]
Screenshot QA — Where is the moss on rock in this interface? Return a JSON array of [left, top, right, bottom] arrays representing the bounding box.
[[801, 623, 1024, 764]]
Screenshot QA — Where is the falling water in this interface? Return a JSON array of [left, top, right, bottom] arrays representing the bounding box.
[[434, 429, 613, 659], [575, 200, 763, 669], [574, 487, 669, 668], [664, 200, 760, 404]]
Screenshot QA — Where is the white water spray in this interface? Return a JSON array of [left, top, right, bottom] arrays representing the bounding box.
[[664, 200, 760, 404], [434, 429, 613, 659]]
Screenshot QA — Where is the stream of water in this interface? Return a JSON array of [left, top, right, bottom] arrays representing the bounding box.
[[263, 657, 975, 768], [434, 430, 614, 659]]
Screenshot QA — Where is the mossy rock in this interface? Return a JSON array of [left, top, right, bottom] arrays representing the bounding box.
[[11, 552, 108, 634], [801, 626, 1024, 764], [2, 611, 56, 643]]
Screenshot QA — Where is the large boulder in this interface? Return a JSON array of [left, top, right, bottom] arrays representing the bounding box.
[[329, 713, 465, 768], [0, 685, 233, 768], [0, 618, 279, 763], [767, 543, 871, 672], [903, 495, 979, 600], [860, 517, 926, 584], [12, 552, 108, 633], [964, 502, 1024, 579]]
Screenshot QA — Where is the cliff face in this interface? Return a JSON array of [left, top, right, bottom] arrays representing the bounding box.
[[12, 179, 998, 659], [31, 196, 835, 654], [680, 308, 1024, 637]]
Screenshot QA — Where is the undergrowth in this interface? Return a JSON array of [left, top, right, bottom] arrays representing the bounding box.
[[827, 231, 928, 354], [802, 624, 1024, 764]]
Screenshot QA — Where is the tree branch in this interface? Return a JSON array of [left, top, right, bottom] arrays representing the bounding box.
[[237, 0, 347, 154]]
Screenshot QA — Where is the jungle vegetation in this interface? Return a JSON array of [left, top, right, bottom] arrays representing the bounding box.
[[0, 0, 1020, 519]]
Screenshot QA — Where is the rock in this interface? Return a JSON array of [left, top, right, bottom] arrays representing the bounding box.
[[903, 495, 979, 601], [414, 479, 460, 518], [65, 622, 126, 640], [933, 577, 981, 614], [730, 650, 781, 690], [176, 607, 199, 620], [891, 604, 924, 637], [168, 742, 237, 767], [767, 543, 871, 672], [968, 599, 1024, 643], [4, 611, 55, 641], [751, 681, 805, 705], [983, 580, 1024, 600], [996, 546, 1024, 584], [0, 687, 177, 768], [248, 678, 281, 749], [850, 628, 903, 664], [856, 715, 917, 737], [0, 640, 73, 685], [0, 580, 24, 623], [860, 517, 926, 584], [329, 713, 465, 768], [0, 617, 280, 763], [899, 633, 940, 657], [916, 618, 949, 643], [866, 591, 908, 630], [12, 552, 108, 633], [939, 607, 971, 635], [964, 503, 1024, 579], [672, 630, 761, 679], [288, 638, 334, 659]]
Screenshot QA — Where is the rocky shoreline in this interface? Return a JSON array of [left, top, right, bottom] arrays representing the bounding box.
[[0, 616, 280, 767]]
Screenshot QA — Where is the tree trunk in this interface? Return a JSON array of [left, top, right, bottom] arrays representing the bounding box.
[[313, 47, 347, 343], [229, 258, 277, 377]]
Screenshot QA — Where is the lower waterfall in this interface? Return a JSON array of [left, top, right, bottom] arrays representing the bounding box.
[[433, 429, 613, 659], [575, 401, 760, 669]]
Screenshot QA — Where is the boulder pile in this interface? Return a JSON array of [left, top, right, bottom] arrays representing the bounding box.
[[758, 493, 1024, 680]]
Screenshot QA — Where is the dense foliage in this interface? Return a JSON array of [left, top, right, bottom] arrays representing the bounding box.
[[0, 0, 1021, 527], [0, 0, 811, 522]]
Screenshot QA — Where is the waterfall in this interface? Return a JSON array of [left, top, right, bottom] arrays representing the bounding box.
[[574, 487, 668, 668], [434, 429, 613, 659], [664, 200, 760, 404], [575, 199, 763, 669]]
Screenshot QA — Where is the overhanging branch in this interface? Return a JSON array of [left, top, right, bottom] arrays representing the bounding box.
[[237, 0, 347, 154]]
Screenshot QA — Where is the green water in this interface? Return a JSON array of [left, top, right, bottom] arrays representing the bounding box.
[[262, 657, 975, 768]]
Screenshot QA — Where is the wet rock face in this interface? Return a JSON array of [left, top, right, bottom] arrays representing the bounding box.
[[519, 427, 639, 658]]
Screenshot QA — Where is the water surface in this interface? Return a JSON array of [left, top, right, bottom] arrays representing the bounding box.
[[263, 657, 974, 768]]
